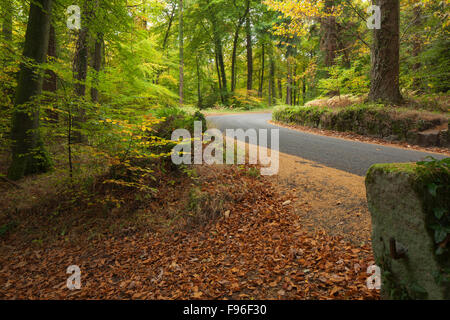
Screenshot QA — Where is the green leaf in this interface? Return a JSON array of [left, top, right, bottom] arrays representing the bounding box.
[[427, 183, 438, 197], [433, 207, 446, 219], [434, 229, 447, 243]]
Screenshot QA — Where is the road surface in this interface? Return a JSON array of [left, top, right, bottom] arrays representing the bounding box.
[[207, 113, 447, 176]]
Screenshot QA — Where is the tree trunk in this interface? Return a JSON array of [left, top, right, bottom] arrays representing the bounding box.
[[73, 29, 88, 97], [258, 43, 265, 98], [411, 5, 422, 90], [213, 33, 227, 103], [90, 33, 103, 103], [320, 0, 338, 67], [302, 76, 306, 105], [215, 51, 223, 103], [278, 76, 282, 100], [179, 0, 184, 107], [196, 54, 202, 108], [268, 48, 275, 106], [245, 15, 253, 92], [285, 48, 292, 105], [43, 24, 58, 122], [217, 41, 227, 97], [231, 25, 240, 92], [72, 2, 92, 142], [8, 0, 53, 180], [369, 0, 402, 104]]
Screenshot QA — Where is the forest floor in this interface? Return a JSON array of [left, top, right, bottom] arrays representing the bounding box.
[[0, 154, 379, 299]]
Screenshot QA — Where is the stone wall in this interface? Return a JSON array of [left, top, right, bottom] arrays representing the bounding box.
[[273, 104, 449, 148]]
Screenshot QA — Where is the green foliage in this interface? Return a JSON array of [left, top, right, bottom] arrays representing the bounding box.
[[416, 157, 450, 254], [414, 157, 450, 292], [229, 89, 267, 110], [318, 65, 370, 97]]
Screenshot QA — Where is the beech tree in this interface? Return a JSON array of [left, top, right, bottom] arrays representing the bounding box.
[[8, 0, 53, 180]]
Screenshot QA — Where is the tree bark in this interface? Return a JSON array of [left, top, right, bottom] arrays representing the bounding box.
[[268, 48, 275, 106], [215, 51, 223, 103], [43, 24, 58, 122], [196, 54, 202, 108], [245, 15, 253, 92], [73, 29, 88, 97], [72, 2, 92, 142], [179, 0, 184, 107], [278, 76, 282, 100], [320, 0, 338, 67], [8, 0, 53, 180], [369, 0, 402, 104], [231, 26, 239, 93], [258, 43, 265, 98], [285, 47, 293, 105], [411, 5, 422, 90], [231, 1, 250, 92], [213, 32, 227, 102], [90, 33, 103, 103], [302, 76, 306, 105]]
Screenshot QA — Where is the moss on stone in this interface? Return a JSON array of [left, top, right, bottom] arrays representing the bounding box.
[[365, 159, 450, 299], [272, 102, 448, 146]]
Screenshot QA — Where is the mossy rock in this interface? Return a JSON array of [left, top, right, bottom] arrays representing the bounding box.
[[366, 162, 450, 299]]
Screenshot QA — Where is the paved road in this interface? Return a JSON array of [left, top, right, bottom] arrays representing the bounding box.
[[207, 113, 448, 176]]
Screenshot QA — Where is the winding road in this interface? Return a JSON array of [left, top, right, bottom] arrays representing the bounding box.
[[207, 112, 448, 176]]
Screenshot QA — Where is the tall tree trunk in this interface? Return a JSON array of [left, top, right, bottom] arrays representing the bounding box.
[[73, 29, 88, 97], [179, 0, 184, 107], [411, 5, 422, 90], [196, 54, 202, 108], [213, 32, 227, 102], [369, 0, 402, 104], [8, 0, 53, 180], [302, 76, 306, 105], [72, 2, 92, 142], [258, 43, 265, 98], [90, 33, 103, 103], [320, 0, 338, 67], [43, 24, 58, 122], [215, 51, 223, 103], [278, 76, 282, 100], [231, 1, 250, 93], [231, 25, 240, 93], [268, 48, 275, 106], [285, 47, 292, 105], [292, 66, 297, 105], [217, 41, 226, 97], [245, 15, 253, 92]]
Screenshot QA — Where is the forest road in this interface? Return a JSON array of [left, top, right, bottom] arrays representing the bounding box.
[[206, 112, 448, 176]]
